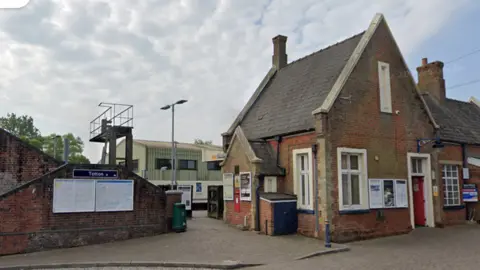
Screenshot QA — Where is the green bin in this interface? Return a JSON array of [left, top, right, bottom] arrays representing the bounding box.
[[172, 203, 187, 232]]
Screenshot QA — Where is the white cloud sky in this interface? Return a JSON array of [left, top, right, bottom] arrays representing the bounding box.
[[0, 0, 470, 162]]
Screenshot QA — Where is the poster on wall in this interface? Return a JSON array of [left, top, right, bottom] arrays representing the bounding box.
[[53, 179, 96, 213], [369, 179, 383, 209], [95, 180, 134, 212], [368, 179, 408, 209], [395, 180, 408, 207], [240, 172, 252, 201], [223, 173, 234, 200]]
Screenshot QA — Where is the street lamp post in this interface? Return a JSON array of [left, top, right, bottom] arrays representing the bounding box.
[[53, 135, 61, 159], [161, 99, 188, 189]]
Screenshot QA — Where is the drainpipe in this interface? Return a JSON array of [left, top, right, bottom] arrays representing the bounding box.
[[255, 180, 261, 231], [461, 143, 468, 221], [275, 136, 282, 166], [311, 144, 319, 236]]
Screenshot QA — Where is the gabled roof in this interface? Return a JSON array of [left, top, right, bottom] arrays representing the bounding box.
[[423, 94, 480, 144], [226, 13, 438, 140], [221, 126, 285, 176], [239, 32, 363, 139]]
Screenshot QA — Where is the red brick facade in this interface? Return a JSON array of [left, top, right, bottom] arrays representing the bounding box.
[[222, 15, 480, 242], [0, 129, 61, 194], [322, 19, 435, 242], [259, 199, 273, 235]]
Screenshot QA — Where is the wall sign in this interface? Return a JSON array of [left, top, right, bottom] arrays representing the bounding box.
[[463, 184, 478, 202], [53, 178, 133, 213], [73, 169, 118, 178], [240, 172, 252, 201]]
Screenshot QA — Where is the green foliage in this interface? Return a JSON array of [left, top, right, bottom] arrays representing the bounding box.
[[0, 113, 90, 164], [42, 133, 91, 164], [194, 139, 213, 145], [0, 113, 43, 147]]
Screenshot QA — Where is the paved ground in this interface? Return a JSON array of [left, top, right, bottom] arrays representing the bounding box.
[[0, 211, 338, 268], [4, 211, 480, 270], [251, 223, 480, 270]]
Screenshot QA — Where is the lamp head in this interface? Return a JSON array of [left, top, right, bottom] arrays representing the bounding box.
[[160, 105, 171, 110], [176, 99, 187, 105]]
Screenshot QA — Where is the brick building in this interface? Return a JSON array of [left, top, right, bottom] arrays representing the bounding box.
[[0, 128, 180, 255], [220, 13, 480, 242], [417, 59, 480, 226]]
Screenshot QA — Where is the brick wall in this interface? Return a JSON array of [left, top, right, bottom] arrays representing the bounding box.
[[0, 164, 170, 256], [268, 132, 318, 237], [324, 19, 435, 242], [225, 201, 252, 228], [0, 129, 61, 194], [259, 199, 273, 235]]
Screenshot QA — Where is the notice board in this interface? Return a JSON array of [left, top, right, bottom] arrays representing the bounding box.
[[53, 179, 96, 213], [223, 173, 234, 200], [95, 180, 134, 212], [53, 179, 134, 213]]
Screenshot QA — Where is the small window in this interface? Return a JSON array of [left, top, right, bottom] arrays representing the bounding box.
[[442, 164, 461, 206], [378, 61, 392, 113], [411, 158, 423, 174], [264, 176, 277, 193], [155, 158, 171, 170], [179, 159, 197, 170], [207, 161, 221, 170]]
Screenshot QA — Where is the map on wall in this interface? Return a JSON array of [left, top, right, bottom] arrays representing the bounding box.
[[95, 180, 134, 212], [53, 179, 96, 213]]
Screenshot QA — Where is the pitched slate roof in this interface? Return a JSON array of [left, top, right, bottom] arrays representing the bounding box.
[[239, 32, 365, 139], [423, 94, 480, 144], [249, 140, 284, 176]]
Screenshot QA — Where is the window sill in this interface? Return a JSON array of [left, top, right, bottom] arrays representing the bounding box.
[[339, 209, 370, 215], [297, 209, 315, 215], [443, 205, 465, 211]]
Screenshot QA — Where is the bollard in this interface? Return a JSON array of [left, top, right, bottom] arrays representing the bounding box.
[[325, 220, 331, 248]]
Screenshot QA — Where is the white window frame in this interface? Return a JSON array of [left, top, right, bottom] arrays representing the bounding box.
[[337, 148, 369, 211], [264, 176, 277, 193], [442, 164, 461, 206], [378, 61, 392, 113], [292, 148, 314, 210]]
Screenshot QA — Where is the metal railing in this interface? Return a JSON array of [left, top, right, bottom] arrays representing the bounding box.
[[89, 102, 134, 139]]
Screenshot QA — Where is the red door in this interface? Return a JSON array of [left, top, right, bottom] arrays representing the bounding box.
[[412, 176, 426, 226]]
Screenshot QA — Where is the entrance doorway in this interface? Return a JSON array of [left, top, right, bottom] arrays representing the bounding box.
[[412, 176, 426, 226], [407, 153, 434, 228]]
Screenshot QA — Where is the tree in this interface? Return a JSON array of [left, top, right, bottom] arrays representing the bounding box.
[[0, 113, 43, 148], [42, 133, 91, 164], [194, 139, 213, 145]]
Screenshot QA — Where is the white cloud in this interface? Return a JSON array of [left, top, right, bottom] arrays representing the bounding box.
[[0, 0, 470, 162]]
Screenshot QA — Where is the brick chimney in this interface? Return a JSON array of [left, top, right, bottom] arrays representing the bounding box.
[[416, 57, 446, 102], [272, 35, 288, 70]]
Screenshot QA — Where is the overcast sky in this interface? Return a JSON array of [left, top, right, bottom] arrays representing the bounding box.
[[0, 0, 478, 163]]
